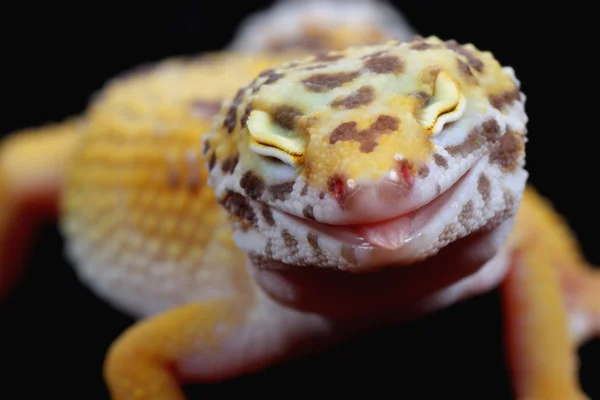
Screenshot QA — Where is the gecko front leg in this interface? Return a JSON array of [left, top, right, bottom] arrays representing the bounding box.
[[104, 299, 237, 400], [104, 288, 334, 400], [0, 119, 81, 300], [502, 250, 589, 400]]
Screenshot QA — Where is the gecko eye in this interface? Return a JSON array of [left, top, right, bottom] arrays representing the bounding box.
[[247, 110, 307, 168], [415, 71, 466, 135]]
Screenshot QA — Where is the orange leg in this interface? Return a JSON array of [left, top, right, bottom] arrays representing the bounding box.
[[0, 119, 81, 301], [104, 299, 242, 400], [501, 251, 589, 400]]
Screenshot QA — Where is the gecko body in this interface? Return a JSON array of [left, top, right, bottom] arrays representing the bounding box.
[[0, 23, 598, 400]]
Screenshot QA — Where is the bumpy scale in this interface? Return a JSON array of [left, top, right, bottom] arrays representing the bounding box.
[[0, 36, 598, 400]]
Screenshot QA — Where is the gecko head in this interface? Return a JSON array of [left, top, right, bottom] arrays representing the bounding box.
[[204, 36, 528, 275]]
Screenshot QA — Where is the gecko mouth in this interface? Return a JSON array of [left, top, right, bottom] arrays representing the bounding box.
[[276, 163, 475, 250]]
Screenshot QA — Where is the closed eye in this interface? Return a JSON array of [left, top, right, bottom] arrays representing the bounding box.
[[247, 109, 307, 167], [415, 71, 466, 135]]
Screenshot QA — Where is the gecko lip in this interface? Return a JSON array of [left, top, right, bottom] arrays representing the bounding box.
[[278, 163, 475, 250]]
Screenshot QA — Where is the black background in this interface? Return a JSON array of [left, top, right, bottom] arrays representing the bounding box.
[[0, 1, 598, 399]]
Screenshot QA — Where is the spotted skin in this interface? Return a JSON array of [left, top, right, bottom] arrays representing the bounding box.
[[205, 37, 528, 273], [204, 36, 598, 399], [0, 35, 598, 400]]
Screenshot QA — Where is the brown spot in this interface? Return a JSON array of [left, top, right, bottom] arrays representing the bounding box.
[[411, 41, 437, 51], [302, 205, 315, 220], [248, 253, 281, 270], [222, 192, 257, 227], [438, 225, 451, 242], [300, 183, 309, 196], [190, 99, 222, 119], [208, 152, 216, 171], [273, 106, 303, 130], [330, 121, 359, 144], [240, 105, 252, 128], [261, 204, 275, 226], [446, 40, 484, 72], [330, 86, 375, 109], [240, 171, 265, 200], [489, 88, 521, 110], [304, 64, 328, 71], [258, 68, 275, 77], [418, 165, 430, 178], [364, 55, 403, 74], [489, 131, 524, 171], [480, 119, 501, 141], [307, 232, 320, 250], [446, 132, 486, 157], [360, 51, 386, 60], [458, 200, 474, 227], [414, 91, 430, 104], [302, 71, 360, 92], [421, 65, 441, 85], [360, 115, 400, 152], [268, 181, 295, 201], [480, 190, 517, 232], [371, 115, 399, 132], [433, 154, 448, 169], [329, 115, 399, 153], [456, 58, 474, 79], [319, 192, 326, 200], [314, 52, 343, 62], [446, 120, 500, 157], [220, 154, 239, 174], [202, 140, 210, 155], [282, 229, 299, 254], [341, 244, 358, 265], [477, 174, 491, 203], [224, 88, 245, 133], [264, 71, 284, 85], [250, 69, 285, 95]]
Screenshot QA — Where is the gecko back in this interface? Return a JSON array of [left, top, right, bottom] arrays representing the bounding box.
[[59, 53, 293, 318]]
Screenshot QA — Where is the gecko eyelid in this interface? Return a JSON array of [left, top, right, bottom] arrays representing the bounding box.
[[247, 109, 307, 167], [415, 71, 466, 135]]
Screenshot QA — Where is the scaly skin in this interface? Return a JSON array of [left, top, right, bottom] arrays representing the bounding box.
[[0, 38, 597, 399]]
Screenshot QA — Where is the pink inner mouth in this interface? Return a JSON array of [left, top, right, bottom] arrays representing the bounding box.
[[286, 167, 470, 250]]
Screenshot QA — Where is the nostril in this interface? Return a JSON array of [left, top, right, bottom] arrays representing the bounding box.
[[395, 159, 416, 189]]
